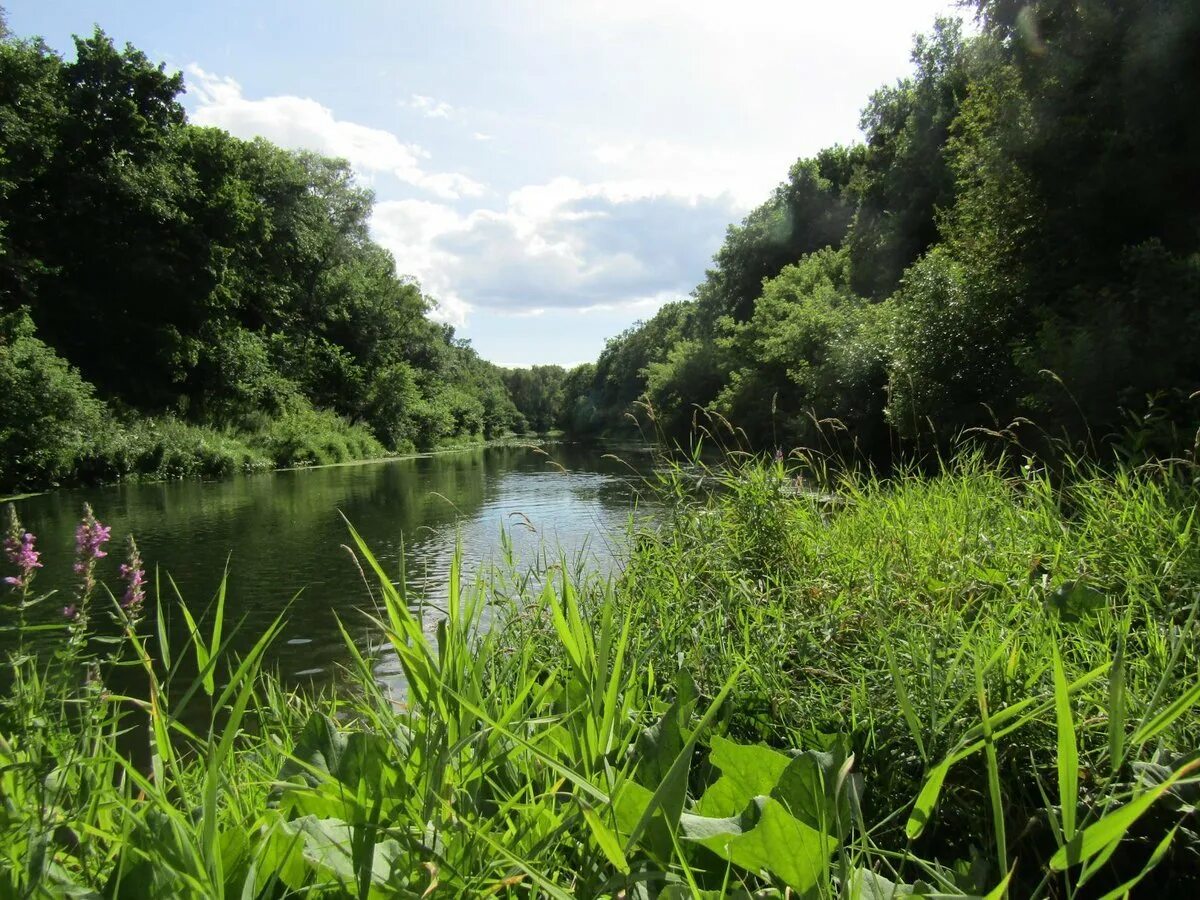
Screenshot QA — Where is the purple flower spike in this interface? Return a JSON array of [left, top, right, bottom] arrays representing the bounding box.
[[62, 604, 78, 621], [4, 506, 42, 593], [73, 504, 111, 599], [118, 536, 146, 614]]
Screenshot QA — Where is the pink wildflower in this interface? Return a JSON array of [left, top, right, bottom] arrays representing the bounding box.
[[4, 505, 42, 592], [118, 536, 146, 613], [73, 504, 110, 597]]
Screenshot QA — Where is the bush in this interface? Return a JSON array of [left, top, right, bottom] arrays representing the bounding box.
[[886, 247, 1020, 441], [711, 248, 893, 453], [81, 417, 271, 481], [248, 405, 385, 468], [0, 310, 108, 489], [1017, 242, 1200, 445]]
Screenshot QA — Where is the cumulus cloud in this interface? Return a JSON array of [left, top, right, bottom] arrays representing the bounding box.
[[187, 66, 483, 199], [405, 93, 454, 119], [371, 178, 739, 324], [183, 65, 744, 327]]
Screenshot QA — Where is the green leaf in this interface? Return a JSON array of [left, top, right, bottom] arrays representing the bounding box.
[[683, 796, 836, 895], [906, 757, 951, 840], [1131, 677, 1200, 748], [280, 816, 403, 897], [772, 741, 855, 836], [581, 805, 630, 875], [693, 736, 790, 818], [623, 666, 740, 855], [1107, 639, 1127, 774], [886, 645, 928, 762], [1052, 647, 1079, 841], [1051, 760, 1200, 871], [1093, 825, 1178, 900], [1045, 580, 1105, 623]]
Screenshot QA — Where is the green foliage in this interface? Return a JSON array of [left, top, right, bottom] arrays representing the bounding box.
[[885, 247, 1018, 439], [847, 17, 968, 299], [713, 247, 892, 450], [245, 406, 385, 468], [0, 26, 521, 487], [82, 417, 271, 481], [0, 309, 106, 486], [693, 157, 854, 326], [564, 0, 1200, 463], [2, 450, 1198, 896], [502, 364, 567, 433]]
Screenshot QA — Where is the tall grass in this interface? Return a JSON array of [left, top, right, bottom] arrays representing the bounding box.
[[1, 445, 1198, 897]]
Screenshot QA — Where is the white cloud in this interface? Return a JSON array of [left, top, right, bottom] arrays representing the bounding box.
[[187, 66, 483, 199], [530, 0, 970, 205], [472, 132, 493, 142], [590, 139, 778, 207], [182, 65, 736, 327], [405, 93, 454, 119], [371, 178, 739, 325]]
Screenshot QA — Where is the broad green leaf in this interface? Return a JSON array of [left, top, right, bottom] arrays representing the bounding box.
[[280, 816, 403, 897], [1046, 580, 1105, 623], [773, 742, 854, 835], [623, 667, 740, 855], [693, 736, 790, 818], [684, 796, 836, 895]]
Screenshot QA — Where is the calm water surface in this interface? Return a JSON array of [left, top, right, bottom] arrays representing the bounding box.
[[8, 442, 652, 690]]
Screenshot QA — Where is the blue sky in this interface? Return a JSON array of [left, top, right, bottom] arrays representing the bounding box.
[[6, 0, 964, 367]]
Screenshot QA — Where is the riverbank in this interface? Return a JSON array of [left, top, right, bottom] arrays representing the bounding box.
[[1, 449, 1198, 896], [0, 413, 570, 501]]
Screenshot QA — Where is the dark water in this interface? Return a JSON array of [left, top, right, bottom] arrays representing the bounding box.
[[5, 442, 652, 690]]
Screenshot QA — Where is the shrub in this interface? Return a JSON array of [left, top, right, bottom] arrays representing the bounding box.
[[0, 310, 108, 489], [249, 405, 385, 468], [81, 417, 271, 481]]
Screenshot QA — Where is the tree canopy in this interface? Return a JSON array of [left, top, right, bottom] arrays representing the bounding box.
[[0, 27, 523, 487], [560, 0, 1200, 460]]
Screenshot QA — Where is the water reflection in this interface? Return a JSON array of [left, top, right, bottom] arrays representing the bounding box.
[[7, 443, 652, 688]]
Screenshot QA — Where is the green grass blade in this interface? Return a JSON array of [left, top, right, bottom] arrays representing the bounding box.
[[1131, 678, 1200, 748], [1051, 760, 1200, 871], [1052, 646, 1079, 841]]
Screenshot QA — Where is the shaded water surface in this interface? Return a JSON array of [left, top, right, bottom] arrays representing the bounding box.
[[7, 443, 651, 689]]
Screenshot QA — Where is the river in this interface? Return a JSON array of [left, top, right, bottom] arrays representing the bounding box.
[[5, 441, 653, 691]]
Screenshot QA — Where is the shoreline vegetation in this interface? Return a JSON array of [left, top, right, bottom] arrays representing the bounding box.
[[2, 443, 1198, 896], [2, 0, 1200, 895], [0, 431, 569, 504]]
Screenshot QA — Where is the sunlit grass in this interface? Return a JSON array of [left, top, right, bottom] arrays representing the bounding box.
[[1, 446, 1198, 897]]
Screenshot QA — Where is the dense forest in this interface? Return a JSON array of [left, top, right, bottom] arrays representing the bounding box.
[[556, 0, 1200, 461], [0, 16, 527, 490]]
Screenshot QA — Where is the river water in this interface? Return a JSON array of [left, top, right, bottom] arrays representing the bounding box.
[[5, 442, 653, 690]]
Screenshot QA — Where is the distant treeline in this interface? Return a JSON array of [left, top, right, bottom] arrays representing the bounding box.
[[1, 20, 527, 489], [553, 0, 1200, 459]]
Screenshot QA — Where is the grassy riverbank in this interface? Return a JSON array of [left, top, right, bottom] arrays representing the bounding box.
[[1, 449, 1198, 897], [0, 411, 564, 499]]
